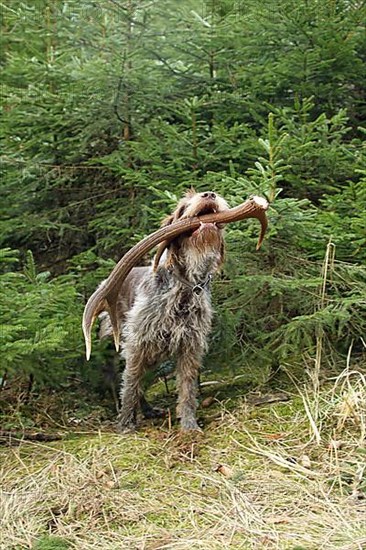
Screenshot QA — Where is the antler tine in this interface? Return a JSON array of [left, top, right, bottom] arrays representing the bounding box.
[[153, 240, 169, 271], [82, 292, 106, 361], [251, 196, 268, 250], [82, 196, 269, 359], [82, 291, 121, 360]]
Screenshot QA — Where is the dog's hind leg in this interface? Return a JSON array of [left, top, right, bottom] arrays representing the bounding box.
[[138, 365, 166, 419], [140, 394, 166, 419]]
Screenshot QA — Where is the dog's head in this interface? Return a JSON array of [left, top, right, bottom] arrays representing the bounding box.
[[160, 189, 229, 275]]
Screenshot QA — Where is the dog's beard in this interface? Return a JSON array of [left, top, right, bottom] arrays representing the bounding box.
[[177, 223, 224, 275], [189, 222, 222, 252]]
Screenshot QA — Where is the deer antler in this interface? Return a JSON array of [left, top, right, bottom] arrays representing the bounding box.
[[153, 195, 268, 270], [82, 196, 269, 359]]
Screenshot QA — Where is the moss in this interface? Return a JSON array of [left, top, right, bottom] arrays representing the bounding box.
[[32, 536, 70, 550]]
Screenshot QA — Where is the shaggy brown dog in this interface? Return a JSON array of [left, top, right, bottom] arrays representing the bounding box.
[[99, 190, 229, 431]]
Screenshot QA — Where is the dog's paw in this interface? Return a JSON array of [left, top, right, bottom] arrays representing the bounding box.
[[116, 421, 137, 434], [180, 418, 203, 432]]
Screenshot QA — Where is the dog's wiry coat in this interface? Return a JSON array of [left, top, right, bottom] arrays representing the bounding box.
[[99, 190, 229, 431]]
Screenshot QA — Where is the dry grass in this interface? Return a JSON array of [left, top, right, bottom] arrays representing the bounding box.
[[1, 366, 365, 550]]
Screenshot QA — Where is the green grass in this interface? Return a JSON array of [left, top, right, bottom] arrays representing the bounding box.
[[1, 364, 365, 549]]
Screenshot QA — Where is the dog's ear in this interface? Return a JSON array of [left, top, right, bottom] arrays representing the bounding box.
[[185, 187, 196, 198], [161, 213, 175, 227], [161, 192, 190, 226], [162, 199, 189, 226]]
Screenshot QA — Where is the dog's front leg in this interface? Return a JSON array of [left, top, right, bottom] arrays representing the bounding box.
[[176, 351, 202, 431]]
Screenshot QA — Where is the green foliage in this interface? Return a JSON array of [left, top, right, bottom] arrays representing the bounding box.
[[0, 0, 365, 396], [0, 248, 81, 383], [208, 116, 365, 374], [319, 177, 366, 263]]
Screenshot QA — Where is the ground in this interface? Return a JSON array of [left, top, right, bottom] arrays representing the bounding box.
[[1, 365, 365, 550]]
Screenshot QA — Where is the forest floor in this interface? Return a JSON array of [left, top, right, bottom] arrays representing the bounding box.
[[1, 364, 365, 550]]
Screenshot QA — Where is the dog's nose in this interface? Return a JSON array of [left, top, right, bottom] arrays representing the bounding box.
[[202, 192, 216, 200]]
